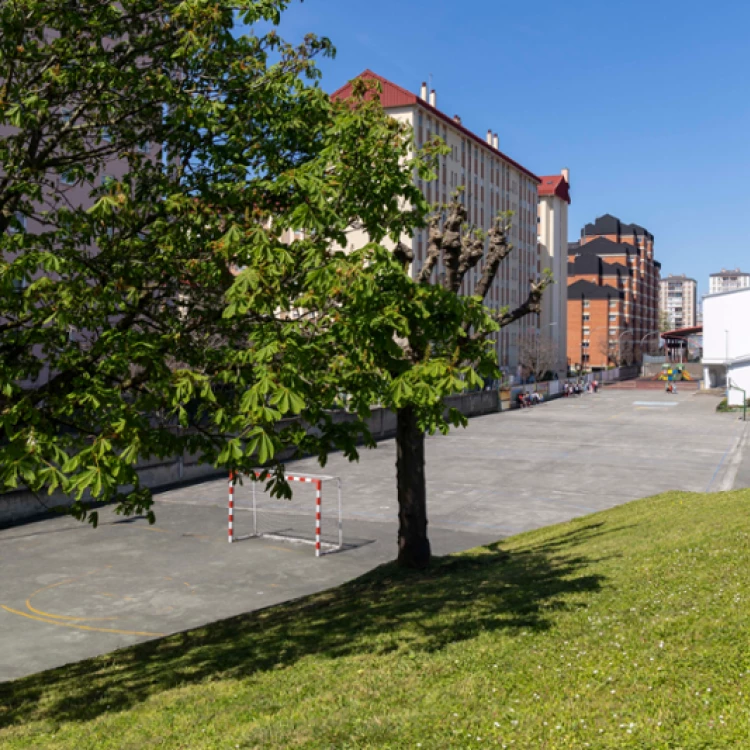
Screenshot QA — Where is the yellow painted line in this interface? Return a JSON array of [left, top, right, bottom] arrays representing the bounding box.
[[25, 600, 117, 622], [25, 579, 117, 622], [607, 411, 626, 420], [1, 605, 165, 637]]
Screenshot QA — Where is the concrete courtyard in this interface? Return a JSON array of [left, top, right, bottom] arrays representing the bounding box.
[[1, 389, 747, 681]]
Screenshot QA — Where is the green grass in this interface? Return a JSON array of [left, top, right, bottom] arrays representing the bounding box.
[[717, 397, 750, 413], [3, 490, 750, 749]]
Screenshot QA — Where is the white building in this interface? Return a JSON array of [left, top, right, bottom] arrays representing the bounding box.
[[332, 70, 542, 373], [702, 286, 750, 404], [537, 171, 570, 374], [659, 274, 697, 328], [709, 268, 750, 295]]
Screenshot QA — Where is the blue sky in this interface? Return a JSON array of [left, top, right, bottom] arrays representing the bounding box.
[[261, 0, 750, 298]]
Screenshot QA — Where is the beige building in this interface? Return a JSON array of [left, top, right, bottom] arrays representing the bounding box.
[[332, 70, 542, 374], [709, 268, 750, 295], [659, 274, 697, 329], [537, 171, 571, 373]]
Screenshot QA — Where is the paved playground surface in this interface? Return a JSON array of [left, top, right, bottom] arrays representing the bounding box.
[[1, 389, 748, 681]]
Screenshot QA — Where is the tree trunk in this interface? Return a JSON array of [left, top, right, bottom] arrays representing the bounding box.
[[396, 405, 431, 568]]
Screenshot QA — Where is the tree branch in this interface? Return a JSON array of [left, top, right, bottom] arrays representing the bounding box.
[[417, 212, 443, 284], [439, 198, 465, 291], [474, 213, 512, 302]]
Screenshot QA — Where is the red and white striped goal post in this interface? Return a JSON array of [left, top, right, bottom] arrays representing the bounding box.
[[228, 471, 343, 557]]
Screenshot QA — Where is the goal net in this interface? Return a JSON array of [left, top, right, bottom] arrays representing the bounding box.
[[228, 471, 343, 557]]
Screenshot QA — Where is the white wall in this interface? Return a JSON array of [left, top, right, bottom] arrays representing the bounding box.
[[727, 362, 750, 406], [538, 192, 568, 373], [702, 287, 750, 363]]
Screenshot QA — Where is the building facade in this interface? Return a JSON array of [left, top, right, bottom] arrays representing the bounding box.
[[709, 268, 750, 295], [537, 170, 571, 374], [332, 70, 542, 374], [702, 287, 750, 403], [566, 214, 661, 370], [659, 274, 697, 329]]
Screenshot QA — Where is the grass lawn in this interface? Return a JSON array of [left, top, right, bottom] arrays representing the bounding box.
[[2, 489, 750, 748]]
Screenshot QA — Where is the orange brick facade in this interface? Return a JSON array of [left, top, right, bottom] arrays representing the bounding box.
[[567, 215, 661, 370]]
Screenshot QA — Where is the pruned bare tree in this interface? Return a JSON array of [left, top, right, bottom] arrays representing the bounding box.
[[379, 191, 551, 567], [519, 332, 560, 381], [598, 338, 634, 367]]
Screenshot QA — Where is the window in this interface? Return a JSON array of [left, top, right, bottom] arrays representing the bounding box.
[[609, 328, 616, 336], [582, 341, 590, 348], [609, 314, 617, 321], [583, 300, 590, 308], [583, 313, 590, 321], [609, 300, 617, 308]]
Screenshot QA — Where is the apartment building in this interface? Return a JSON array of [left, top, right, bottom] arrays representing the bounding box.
[[709, 268, 750, 295], [567, 214, 661, 370], [332, 70, 542, 373], [537, 170, 571, 374], [659, 274, 697, 329]]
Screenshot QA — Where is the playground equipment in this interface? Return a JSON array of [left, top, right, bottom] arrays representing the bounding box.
[[656, 364, 693, 382]]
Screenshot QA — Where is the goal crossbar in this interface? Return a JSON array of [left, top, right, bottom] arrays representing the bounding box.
[[228, 471, 342, 557]]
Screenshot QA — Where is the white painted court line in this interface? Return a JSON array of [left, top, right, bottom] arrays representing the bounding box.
[[633, 401, 679, 407]]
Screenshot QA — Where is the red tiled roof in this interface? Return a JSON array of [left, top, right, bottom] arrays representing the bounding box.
[[538, 174, 571, 204], [331, 70, 540, 183], [662, 325, 702, 338]]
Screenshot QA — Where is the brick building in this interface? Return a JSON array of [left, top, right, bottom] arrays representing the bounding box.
[[567, 214, 661, 370], [332, 70, 542, 373]]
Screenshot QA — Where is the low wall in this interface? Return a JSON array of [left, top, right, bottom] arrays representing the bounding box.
[[0, 389, 499, 527], [641, 362, 703, 379], [501, 380, 564, 410]]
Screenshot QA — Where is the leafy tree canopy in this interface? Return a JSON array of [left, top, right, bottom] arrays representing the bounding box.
[[0, 0, 436, 524]]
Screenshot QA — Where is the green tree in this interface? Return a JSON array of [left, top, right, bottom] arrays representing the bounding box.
[[1, 0, 547, 572], [0, 0, 428, 524], [329, 189, 550, 568]]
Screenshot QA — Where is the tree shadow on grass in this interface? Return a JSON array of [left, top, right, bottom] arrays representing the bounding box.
[[0, 520, 616, 730]]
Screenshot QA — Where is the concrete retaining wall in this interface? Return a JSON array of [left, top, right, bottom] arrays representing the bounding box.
[[1, 390, 499, 526]]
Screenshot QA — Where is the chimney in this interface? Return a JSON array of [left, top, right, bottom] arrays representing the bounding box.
[[561, 167, 570, 183], [493, 133, 499, 149], [486, 129, 492, 145], [429, 89, 436, 107], [453, 114, 462, 124], [420, 82, 427, 101]]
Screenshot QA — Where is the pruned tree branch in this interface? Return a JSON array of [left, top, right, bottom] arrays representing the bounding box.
[[439, 199, 465, 292], [474, 213, 513, 302], [493, 276, 551, 328], [417, 212, 443, 284]]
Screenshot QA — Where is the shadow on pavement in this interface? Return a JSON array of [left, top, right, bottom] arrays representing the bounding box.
[[0, 521, 611, 729]]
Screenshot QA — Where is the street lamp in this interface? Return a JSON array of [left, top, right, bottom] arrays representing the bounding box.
[[725, 329, 730, 387], [617, 328, 633, 366]]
